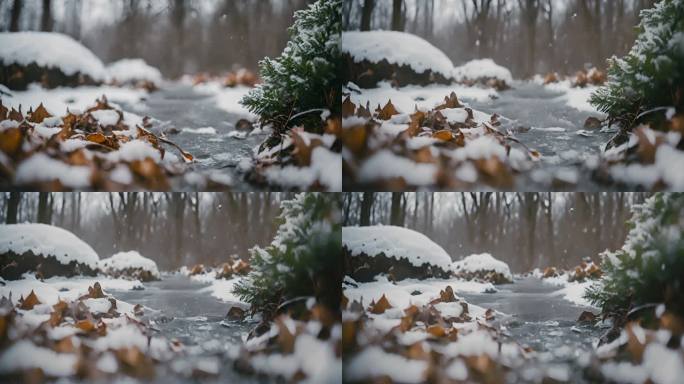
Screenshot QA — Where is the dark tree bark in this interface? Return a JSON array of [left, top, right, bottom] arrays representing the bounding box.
[[6, 193, 21, 224], [390, 192, 404, 226], [360, 192, 374, 226], [37, 193, 51, 224], [391, 0, 404, 31], [10, 0, 22, 32], [360, 0, 375, 31], [41, 0, 53, 32]]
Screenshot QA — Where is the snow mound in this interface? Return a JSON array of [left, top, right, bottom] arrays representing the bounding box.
[[451, 253, 512, 283], [342, 31, 454, 78], [98, 251, 160, 280], [342, 225, 451, 270], [0, 223, 99, 268], [106, 58, 162, 84], [452, 59, 513, 84], [0, 32, 106, 80]]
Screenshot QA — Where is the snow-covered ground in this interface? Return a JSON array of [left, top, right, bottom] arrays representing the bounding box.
[[98, 250, 161, 280], [106, 58, 163, 85], [342, 225, 452, 270]]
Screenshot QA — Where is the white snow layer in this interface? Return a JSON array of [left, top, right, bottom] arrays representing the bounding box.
[[98, 250, 160, 278], [0, 340, 78, 377], [452, 59, 513, 84], [342, 31, 454, 78], [0, 32, 106, 80], [106, 58, 163, 84], [0, 223, 99, 268], [451, 253, 512, 280], [342, 225, 452, 270]]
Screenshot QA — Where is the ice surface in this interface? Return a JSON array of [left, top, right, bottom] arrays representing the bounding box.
[[343, 225, 452, 270], [0, 223, 99, 268], [0, 32, 106, 80], [342, 31, 454, 78]]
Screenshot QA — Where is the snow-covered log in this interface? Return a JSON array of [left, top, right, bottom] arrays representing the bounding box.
[[0, 223, 99, 279], [451, 253, 513, 284], [342, 225, 452, 282], [0, 32, 106, 90], [342, 31, 454, 88]]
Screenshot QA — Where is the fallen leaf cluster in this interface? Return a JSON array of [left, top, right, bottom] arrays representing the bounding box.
[[234, 303, 341, 382], [0, 282, 174, 382], [190, 69, 258, 88], [248, 118, 342, 191], [184, 257, 251, 280], [540, 260, 603, 282], [0, 97, 194, 190], [342, 285, 533, 383], [543, 68, 606, 88], [341, 93, 541, 190], [451, 269, 513, 285]]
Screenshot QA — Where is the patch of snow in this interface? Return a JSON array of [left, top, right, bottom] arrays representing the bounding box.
[[342, 31, 454, 79], [197, 276, 248, 306], [343, 225, 452, 270], [345, 346, 427, 383], [0, 32, 106, 80], [0, 340, 78, 377], [0, 223, 99, 268], [453, 59, 513, 84], [193, 82, 256, 119], [107, 140, 161, 163], [98, 250, 160, 279], [357, 150, 438, 186], [90, 109, 120, 126], [14, 154, 92, 188], [451, 253, 512, 280], [182, 127, 217, 135], [106, 58, 162, 84]]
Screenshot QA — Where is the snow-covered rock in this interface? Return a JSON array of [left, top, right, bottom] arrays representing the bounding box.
[[342, 225, 452, 281], [453, 59, 513, 90], [98, 251, 160, 281], [106, 58, 163, 85], [0, 32, 106, 89], [342, 31, 454, 87], [0, 223, 99, 279], [451, 253, 513, 284]]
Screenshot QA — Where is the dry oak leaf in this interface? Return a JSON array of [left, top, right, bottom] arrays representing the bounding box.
[[427, 324, 446, 338], [342, 96, 356, 118], [436, 92, 463, 110], [28, 103, 52, 124], [275, 316, 296, 354], [19, 290, 41, 310], [370, 294, 393, 314], [8, 106, 23, 122], [0, 127, 24, 157], [376, 100, 400, 120], [88, 282, 105, 299], [76, 319, 96, 332], [341, 124, 368, 154], [439, 286, 456, 303], [432, 130, 453, 141]]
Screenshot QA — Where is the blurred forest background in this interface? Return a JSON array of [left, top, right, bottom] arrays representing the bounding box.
[[343, 0, 658, 77], [0, 192, 295, 270], [343, 192, 652, 272], [1, 0, 314, 77]]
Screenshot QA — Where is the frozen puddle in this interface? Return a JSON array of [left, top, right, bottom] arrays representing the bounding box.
[[460, 276, 602, 383], [117, 83, 268, 190], [111, 274, 266, 383], [466, 82, 614, 190]]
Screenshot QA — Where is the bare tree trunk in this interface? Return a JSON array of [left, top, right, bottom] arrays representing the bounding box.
[[390, 192, 403, 226], [360, 0, 375, 31], [6, 193, 21, 224], [10, 0, 22, 32], [37, 193, 50, 224], [41, 0, 53, 31], [391, 0, 404, 31], [360, 192, 374, 226]]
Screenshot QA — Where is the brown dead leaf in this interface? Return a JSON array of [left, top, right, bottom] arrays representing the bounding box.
[[0, 100, 7, 120], [342, 96, 356, 118], [276, 316, 296, 354], [0, 127, 24, 157], [439, 286, 456, 303], [485, 309, 495, 321], [49, 300, 69, 327], [377, 100, 400, 120], [577, 311, 597, 324], [233, 259, 251, 275], [436, 92, 463, 110], [86, 132, 106, 144], [88, 282, 105, 299], [54, 336, 75, 353], [8, 106, 23, 122], [543, 267, 557, 278], [19, 290, 41, 310], [76, 319, 96, 332], [370, 294, 393, 314], [341, 124, 368, 154], [28, 103, 52, 124], [226, 306, 246, 321], [432, 130, 453, 141], [427, 324, 446, 338]]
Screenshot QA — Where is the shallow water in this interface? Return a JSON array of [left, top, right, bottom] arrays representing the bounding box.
[[111, 274, 271, 383], [460, 276, 603, 383], [118, 83, 268, 191], [466, 82, 622, 191]]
